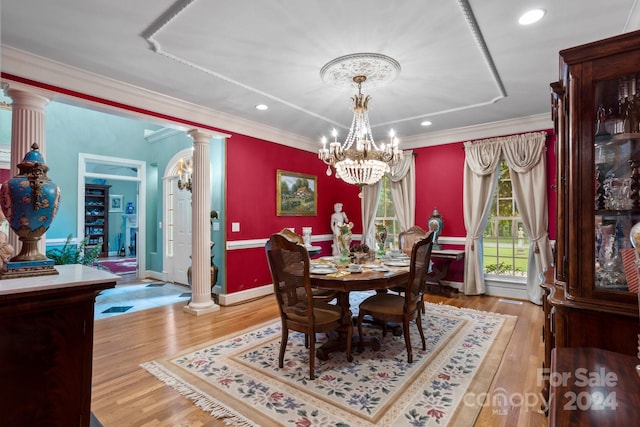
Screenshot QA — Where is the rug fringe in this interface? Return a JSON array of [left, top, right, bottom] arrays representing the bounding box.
[[140, 361, 259, 427]]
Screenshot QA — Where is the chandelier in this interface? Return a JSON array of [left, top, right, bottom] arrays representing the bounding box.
[[177, 156, 192, 192], [318, 54, 403, 187]]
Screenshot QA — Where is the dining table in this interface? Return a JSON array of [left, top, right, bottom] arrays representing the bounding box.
[[309, 262, 410, 360]]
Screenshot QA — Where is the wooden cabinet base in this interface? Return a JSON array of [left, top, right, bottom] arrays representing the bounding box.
[[548, 347, 640, 426], [0, 265, 118, 426]]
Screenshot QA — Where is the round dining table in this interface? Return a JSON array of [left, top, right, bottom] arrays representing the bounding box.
[[310, 266, 410, 360]]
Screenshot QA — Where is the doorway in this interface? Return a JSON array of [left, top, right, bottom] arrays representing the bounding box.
[[163, 149, 192, 285], [78, 153, 146, 278]]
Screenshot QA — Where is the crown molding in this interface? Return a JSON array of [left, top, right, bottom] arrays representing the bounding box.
[[401, 113, 553, 148], [1, 46, 316, 150]]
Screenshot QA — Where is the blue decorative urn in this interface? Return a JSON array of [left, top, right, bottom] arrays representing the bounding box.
[[428, 209, 444, 250], [0, 143, 61, 269]]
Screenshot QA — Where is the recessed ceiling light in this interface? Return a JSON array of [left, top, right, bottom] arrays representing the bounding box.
[[255, 104, 268, 111], [421, 120, 432, 127], [519, 9, 545, 25]]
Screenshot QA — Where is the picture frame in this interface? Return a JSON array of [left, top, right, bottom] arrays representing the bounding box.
[[276, 170, 317, 216], [109, 194, 124, 212]]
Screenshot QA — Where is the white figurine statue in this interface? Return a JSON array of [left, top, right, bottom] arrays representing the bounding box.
[[0, 230, 14, 270], [331, 202, 353, 256]]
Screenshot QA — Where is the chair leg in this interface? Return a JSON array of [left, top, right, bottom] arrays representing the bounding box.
[[279, 328, 289, 368], [309, 331, 316, 380], [416, 316, 426, 351], [345, 318, 353, 362], [403, 318, 413, 363], [357, 312, 365, 353]]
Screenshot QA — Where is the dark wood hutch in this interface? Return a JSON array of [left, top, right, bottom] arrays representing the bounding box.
[[544, 30, 640, 424]]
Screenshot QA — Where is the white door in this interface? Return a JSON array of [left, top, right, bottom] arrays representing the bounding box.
[[172, 180, 192, 285]]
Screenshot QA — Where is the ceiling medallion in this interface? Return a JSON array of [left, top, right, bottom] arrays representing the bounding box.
[[320, 53, 401, 90], [318, 53, 403, 189]]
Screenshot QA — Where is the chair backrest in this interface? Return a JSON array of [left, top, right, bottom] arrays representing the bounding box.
[[398, 225, 428, 256], [265, 233, 313, 323], [278, 228, 304, 244], [403, 231, 435, 311]]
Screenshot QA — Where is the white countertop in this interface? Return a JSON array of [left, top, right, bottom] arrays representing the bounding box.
[[0, 264, 121, 295]]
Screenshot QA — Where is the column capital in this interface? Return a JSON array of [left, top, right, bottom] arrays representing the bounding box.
[[187, 129, 215, 144], [4, 87, 51, 110]]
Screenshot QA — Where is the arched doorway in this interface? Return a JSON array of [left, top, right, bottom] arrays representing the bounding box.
[[163, 149, 193, 285]]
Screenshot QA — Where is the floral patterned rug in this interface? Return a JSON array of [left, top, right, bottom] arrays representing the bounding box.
[[142, 299, 516, 426]]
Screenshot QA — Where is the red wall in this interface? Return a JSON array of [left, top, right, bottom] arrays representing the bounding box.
[[0, 169, 10, 184], [225, 129, 557, 293], [225, 134, 361, 294]]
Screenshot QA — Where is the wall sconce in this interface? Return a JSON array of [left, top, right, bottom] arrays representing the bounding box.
[[177, 157, 192, 192]]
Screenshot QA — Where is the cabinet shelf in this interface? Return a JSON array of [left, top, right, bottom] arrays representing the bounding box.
[[84, 184, 110, 257], [595, 209, 640, 216]]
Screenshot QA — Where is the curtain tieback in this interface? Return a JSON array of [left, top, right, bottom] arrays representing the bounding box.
[[466, 236, 477, 251]]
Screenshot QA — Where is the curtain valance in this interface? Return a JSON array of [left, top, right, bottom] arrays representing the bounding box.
[[463, 131, 547, 175]]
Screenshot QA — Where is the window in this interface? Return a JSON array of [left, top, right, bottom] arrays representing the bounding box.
[[375, 175, 400, 249], [483, 160, 529, 277]]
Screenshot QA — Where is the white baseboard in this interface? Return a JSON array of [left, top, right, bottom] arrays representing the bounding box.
[[441, 278, 529, 301], [144, 270, 165, 281], [217, 284, 273, 306], [484, 279, 528, 300], [439, 280, 462, 291]]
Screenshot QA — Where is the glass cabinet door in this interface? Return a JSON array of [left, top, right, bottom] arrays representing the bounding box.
[[594, 75, 640, 293]]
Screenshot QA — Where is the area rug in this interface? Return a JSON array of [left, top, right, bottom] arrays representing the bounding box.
[[142, 301, 516, 426], [100, 257, 136, 274]]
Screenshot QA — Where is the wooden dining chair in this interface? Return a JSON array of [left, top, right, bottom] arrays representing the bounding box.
[[394, 225, 432, 312], [276, 228, 337, 302], [278, 228, 304, 244], [356, 231, 434, 363], [265, 233, 352, 379], [398, 225, 428, 255]]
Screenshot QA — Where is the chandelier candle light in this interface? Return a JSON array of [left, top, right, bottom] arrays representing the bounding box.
[[318, 54, 403, 187]]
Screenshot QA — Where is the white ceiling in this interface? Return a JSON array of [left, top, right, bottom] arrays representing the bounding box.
[[2, 0, 640, 149]]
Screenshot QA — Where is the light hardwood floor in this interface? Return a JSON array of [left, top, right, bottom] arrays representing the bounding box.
[[91, 291, 548, 426]]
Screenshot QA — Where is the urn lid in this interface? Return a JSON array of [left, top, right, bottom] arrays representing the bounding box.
[[21, 143, 46, 164], [17, 143, 49, 174]]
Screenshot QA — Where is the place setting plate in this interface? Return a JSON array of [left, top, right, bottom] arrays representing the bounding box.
[[383, 260, 410, 267], [310, 266, 339, 275]]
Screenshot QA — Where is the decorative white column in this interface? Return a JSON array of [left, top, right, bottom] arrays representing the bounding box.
[[3, 87, 51, 254], [183, 129, 220, 315]]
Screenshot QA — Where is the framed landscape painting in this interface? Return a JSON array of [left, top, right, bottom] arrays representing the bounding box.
[[276, 170, 317, 216]]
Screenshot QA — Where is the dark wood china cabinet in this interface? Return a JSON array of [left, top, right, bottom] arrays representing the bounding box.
[[543, 30, 640, 405]]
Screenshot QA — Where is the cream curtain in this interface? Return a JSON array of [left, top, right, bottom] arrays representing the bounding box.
[[360, 151, 415, 250], [389, 151, 415, 232], [360, 181, 382, 249], [463, 131, 551, 304], [463, 140, 501, 295], [502, 132, 552, 304]]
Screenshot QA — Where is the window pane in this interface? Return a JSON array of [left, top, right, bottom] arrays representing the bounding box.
[[375, 176, 399, 249], [483, 160, 528, 278]]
